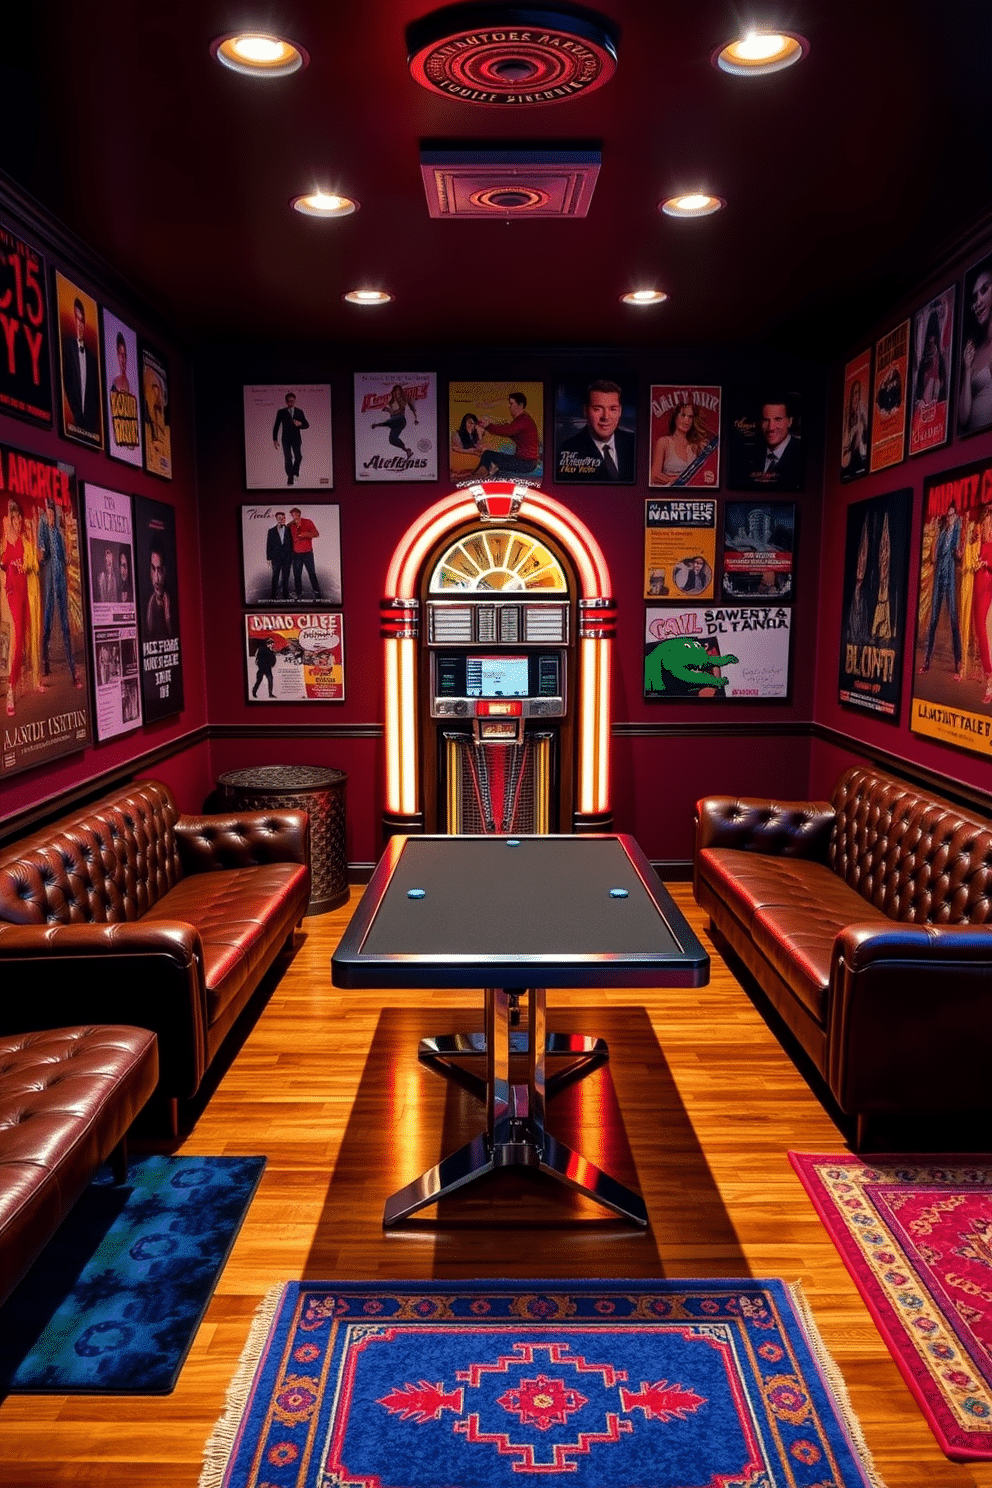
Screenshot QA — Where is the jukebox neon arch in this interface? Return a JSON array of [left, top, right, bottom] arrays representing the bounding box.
[[381, 481, 615, 836]]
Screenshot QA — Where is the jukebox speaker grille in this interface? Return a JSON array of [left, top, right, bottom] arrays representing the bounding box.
[[443, 731, 554, 834]]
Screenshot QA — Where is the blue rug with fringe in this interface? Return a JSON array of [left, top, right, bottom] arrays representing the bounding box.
[[0, 1153, 265, 1394], [201, 1278, 881, 1487]]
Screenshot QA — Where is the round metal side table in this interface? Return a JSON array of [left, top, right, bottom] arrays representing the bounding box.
[[217, 765, 348, 914]]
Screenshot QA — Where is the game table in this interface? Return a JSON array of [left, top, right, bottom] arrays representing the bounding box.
[[331, 834, 709, 1227]]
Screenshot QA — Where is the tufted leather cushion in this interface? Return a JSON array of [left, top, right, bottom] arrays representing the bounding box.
[[0, 1025, 158, 1305], [0, 781, 182, 927], [830, 766, 992, 924]]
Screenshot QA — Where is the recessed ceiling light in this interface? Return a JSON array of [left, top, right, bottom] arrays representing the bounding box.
[[343, 289, 393, 306], [621, 289, 668, 306], [211, 33, 308, 77], [713, 30, 808, 76], [292, 193, 358, 218], [660, 193, 725, 218]]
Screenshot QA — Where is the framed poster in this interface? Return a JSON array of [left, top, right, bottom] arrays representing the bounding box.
[[869, 319, 910, 473], [448, 381, 543, 483], [101, 310, 143, 467], [140, 344, 172, 479], [1, 440, 91, 778], [644, 497, 716, 600], [244, 383, 333, 490], [908, 286, 955, 456], [726, 388, 803, 491], [956, 252, 992, 438], [54, 271, 103, 450], [839, 349, 871, 481], [838, 487, 912, 719], [133, 494, 183, 721], [240, 503, 341, 607], [553, 376, 636, 484], [645, 605, 791, 700], [82, 483, 141, 740], [245, 610, 344, 702], [721, 501, 796, 602], [0, 222, 52, 425], [911, 454, 992, 756], [354, 372, 437, 480], [648, 385, 720, 488]]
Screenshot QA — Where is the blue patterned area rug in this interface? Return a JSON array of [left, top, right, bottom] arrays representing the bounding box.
[[200, 1279, 884, 1488], [0, 1153, 265, 1394]]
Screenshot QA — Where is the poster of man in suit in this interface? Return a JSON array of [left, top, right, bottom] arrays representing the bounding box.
[[243, 384, 333, 490], [554, 376, 637, 484], [240, 502, 342, 606], [55, 272, 103, 449], [727, 388, 804, 491]]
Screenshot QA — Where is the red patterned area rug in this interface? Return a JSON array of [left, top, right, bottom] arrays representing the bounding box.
[[790, 1153, 992, 1462], [199, 1278, 884, 1488]]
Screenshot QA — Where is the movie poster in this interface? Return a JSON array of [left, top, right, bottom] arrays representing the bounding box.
[[956, 252, 992, 438], [726, 388, 804, 491], [838, 488, 912, 719], [0, 223, 52, 425], [244, 384, 333, 491], [353, 372, 437, 480], [448, 381, 544, 484], [869, 319, 910, 472], [244, 610, 344, 702], [908, 287, 955, 456], [54, 271, 103, 450], [911, 455, 992, 758], [644, 498, 716, 600], [141, 344, 172, 479], [240, 503, 341, 607], [647, 385, 720, 488], [553, 376, 636, 484], [839, 349, 871, 481], [133, 494, 183, 721], [644, 605, 791, 700], [101, 310, 143, 467], [721, 501, 796, 602], [82, 483, 141, 740], [0, 441, 91, 779]]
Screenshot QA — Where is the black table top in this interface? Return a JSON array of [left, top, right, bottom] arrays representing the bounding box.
[[331, 834, 710, 989]]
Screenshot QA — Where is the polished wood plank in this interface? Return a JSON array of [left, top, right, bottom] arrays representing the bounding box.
[[1, 882, 990, 1486]]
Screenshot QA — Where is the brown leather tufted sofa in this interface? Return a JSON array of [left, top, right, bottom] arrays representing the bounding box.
[[694, 764, 992, 1147], [0, 1025, 159, 1306], [0, 779, 310, 1131]]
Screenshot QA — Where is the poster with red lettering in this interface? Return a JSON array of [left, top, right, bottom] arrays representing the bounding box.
[[869, 319, 909, 472], [0, 222, 52, 426], [647, 385, 720, 488], [0, 440, 92, 778], [911, 455, 992, 757], [908, 285, 955, 456]]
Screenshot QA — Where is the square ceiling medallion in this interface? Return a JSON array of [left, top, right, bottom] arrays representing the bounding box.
[[420, 148, 601, 219]]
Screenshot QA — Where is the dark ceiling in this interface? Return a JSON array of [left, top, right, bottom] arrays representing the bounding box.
[[4, 1, 991, 356]]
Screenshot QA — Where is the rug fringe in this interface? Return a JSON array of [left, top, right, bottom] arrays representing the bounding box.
[[198, 1283, 286, 1488], [788, 1279, 888, 1488]]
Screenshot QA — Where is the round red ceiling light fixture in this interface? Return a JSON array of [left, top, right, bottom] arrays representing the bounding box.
[[406, 4, 619, 106]]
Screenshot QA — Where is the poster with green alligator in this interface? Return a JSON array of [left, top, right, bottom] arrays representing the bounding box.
[[644, 605, 791, 699]]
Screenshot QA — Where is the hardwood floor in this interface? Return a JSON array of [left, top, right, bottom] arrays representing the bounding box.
[[1, 882, 988, 1486]]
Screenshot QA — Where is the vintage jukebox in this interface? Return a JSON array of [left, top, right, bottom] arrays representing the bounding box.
[[381, 482, 615, 837]]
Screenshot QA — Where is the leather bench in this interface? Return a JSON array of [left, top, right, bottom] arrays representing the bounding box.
[[0, 779, 310, 1132], [0, 1025, 158, 1307], [694, 764, 992, 1146]]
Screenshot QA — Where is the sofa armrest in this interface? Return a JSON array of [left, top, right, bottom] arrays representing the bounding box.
[[175, 809, 309, 874], [0, 920, 208, 1098], [828, 922, 992, 1116], [695, 795, 835, 857]]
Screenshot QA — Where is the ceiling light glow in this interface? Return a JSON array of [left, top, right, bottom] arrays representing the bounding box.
[[212, 33, 307, 77], [621, 289, 668, 305], [660, 193, 725, 218], [292, 193, 358, 218], [713, 30, 807, 76], [344, 289, 393, 305]]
